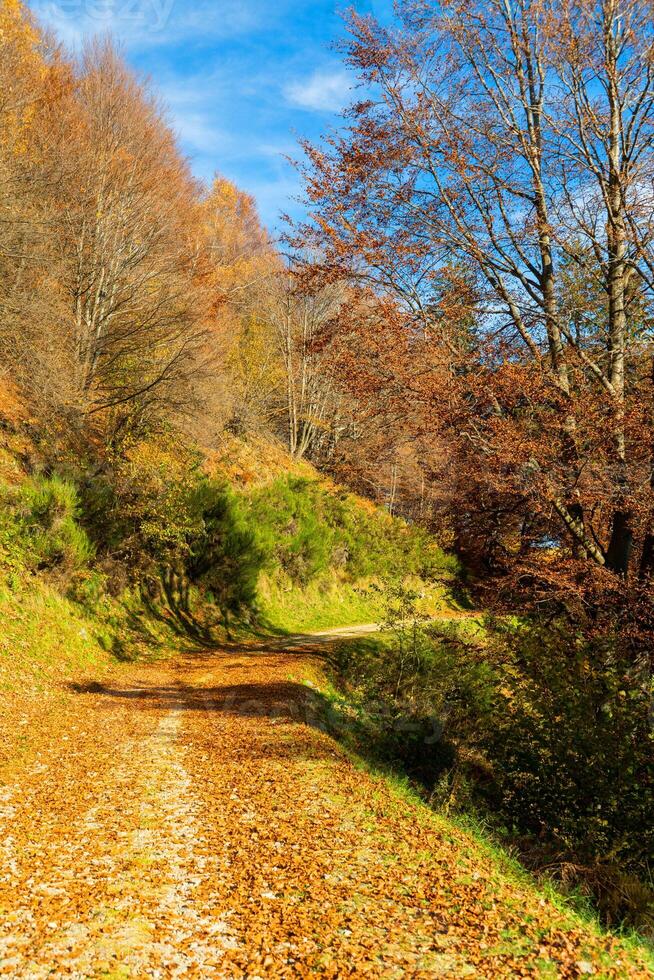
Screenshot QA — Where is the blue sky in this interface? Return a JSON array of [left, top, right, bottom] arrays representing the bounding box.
[[28, 0, 393, 232]]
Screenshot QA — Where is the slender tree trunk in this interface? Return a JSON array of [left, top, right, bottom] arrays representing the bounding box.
[[604, 0, 632, 576]]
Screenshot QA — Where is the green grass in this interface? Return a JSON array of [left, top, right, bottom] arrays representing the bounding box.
[[257, 571, 461, 634], [0, 570, 191, 694], [0, 577, 112, 692], [257, 572, 383, 633]]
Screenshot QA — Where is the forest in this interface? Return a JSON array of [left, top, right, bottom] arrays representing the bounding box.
[[1, 0, 654, 973]]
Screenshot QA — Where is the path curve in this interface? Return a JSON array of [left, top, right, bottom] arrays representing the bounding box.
[[280, 611, 483, 647]]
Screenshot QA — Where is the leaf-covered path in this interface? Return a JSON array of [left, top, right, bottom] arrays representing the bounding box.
[[0, 643, 651, 978]]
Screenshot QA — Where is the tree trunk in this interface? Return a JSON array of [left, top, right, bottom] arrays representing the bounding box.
[[639, 533, 654, 580], [605, 510, 633, 577]]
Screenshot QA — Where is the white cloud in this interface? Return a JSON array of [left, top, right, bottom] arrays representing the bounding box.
[[284, 68, 351, 113], [174, 113, 232, 157], [31, 2, 86, 48], [29, 0, 270, 51]]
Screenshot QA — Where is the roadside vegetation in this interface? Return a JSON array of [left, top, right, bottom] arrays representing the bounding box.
[[0, 424, 455, 668], [317, 584, 654, 936]]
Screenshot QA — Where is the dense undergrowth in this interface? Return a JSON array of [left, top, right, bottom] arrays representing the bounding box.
[[244, 476, 458, 631], [317, 586, 654, 937]]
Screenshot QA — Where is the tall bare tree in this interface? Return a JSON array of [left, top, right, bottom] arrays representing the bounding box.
[[267, 266, 345, 459]]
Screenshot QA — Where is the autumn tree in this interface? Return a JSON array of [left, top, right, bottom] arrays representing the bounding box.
[[0, 17, 212, 445], [295, 0, 654, 621], [200, 182, 349, 458], [299, 286, 453, 525], [199, 176, 284, 438], [0, 0, 44, 273], [51, 41, 208, 440], [0, 0, 61, 408], [265, 263, 346, 459]]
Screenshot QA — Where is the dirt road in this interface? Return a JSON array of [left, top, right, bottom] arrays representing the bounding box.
[[0, 642, 649, 977]]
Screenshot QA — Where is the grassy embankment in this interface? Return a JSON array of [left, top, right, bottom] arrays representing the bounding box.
[[0, 415, 459, 688]]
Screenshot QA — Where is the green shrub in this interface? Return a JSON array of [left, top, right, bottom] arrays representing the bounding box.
[[245, 477, 333, 585], [244, 476, 456, 587], [0, 476, 94, 574], [83, 456, 265, 627], [65, 569, 110, 613], [331, 583, 493, 780], [81, 446, 207, 570], [482, 622, 654, 884], [186, 481, 264, 626], [0, 490, 28, 571]]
